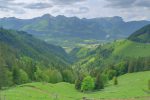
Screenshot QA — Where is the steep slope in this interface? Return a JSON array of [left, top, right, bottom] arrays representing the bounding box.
[[0, 28, 70, 67], [128, 24, 150, 43]]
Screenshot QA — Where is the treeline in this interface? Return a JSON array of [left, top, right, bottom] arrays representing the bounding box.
[[73, 57, 150, 92], [95, 57, 150, 80], [1, 47, 150, 91], [0, 56, 75, 89], [103, 57, 150, 78]]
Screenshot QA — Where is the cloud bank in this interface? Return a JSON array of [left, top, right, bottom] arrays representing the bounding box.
[[0, 0, 150, 21]]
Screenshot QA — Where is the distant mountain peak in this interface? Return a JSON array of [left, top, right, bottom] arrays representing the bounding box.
[[41, 14, 53, 19], [56, 15, 66, 18]]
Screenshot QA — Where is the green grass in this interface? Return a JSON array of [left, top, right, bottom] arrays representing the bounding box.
[[112, 40, 150, 57], [1, 71, 150, 100]]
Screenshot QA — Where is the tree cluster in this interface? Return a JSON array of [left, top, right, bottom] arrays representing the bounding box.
[[0, 56, 75, 89], [75, 73, 105, 92]]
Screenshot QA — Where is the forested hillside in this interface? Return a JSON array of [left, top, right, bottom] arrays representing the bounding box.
[[0, 28, 74, 89]]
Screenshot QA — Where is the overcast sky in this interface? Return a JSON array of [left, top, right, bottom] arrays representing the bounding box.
[[0, 0, 150, 21]]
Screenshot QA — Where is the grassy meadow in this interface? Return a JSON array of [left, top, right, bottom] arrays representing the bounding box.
[[1, 71, 150, 100]]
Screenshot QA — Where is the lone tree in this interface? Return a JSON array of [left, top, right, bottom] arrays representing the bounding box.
[[113, 76, 118, 85], [95, 73, 104, 90], [81, 76, 94, 92]]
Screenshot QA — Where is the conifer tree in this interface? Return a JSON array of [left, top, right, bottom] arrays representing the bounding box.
[[113, 76, 118, 85], [95, 73, 104, 90]]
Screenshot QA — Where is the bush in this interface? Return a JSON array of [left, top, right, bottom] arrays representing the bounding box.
[[81, 76, 94, 92]]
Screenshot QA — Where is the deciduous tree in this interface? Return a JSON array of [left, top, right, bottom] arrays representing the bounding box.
[[81, 76, 94, 92]]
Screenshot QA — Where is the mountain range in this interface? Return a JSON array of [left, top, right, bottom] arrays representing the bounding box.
[[0, 14, 150, 45]]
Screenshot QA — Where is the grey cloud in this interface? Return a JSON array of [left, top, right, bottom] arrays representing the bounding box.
[[51, 0, 86, 5], [24, 3, 53, 9], [0, 0, 25, 14], [106, 0, 135, 8], [0, 0, 24, 7], [65, 7, 89, 14], [106, 0, 150, 8], [135, 0, 150, 7]]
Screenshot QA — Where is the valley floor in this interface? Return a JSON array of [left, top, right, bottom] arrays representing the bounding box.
[[1, 71, 150, 100]]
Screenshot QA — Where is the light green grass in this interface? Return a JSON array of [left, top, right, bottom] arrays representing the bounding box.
[[113, 40, 150, 57], [1, 71, 150, 100]]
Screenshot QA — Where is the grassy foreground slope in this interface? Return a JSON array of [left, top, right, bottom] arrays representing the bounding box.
[[1, 71, 150, 100]]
